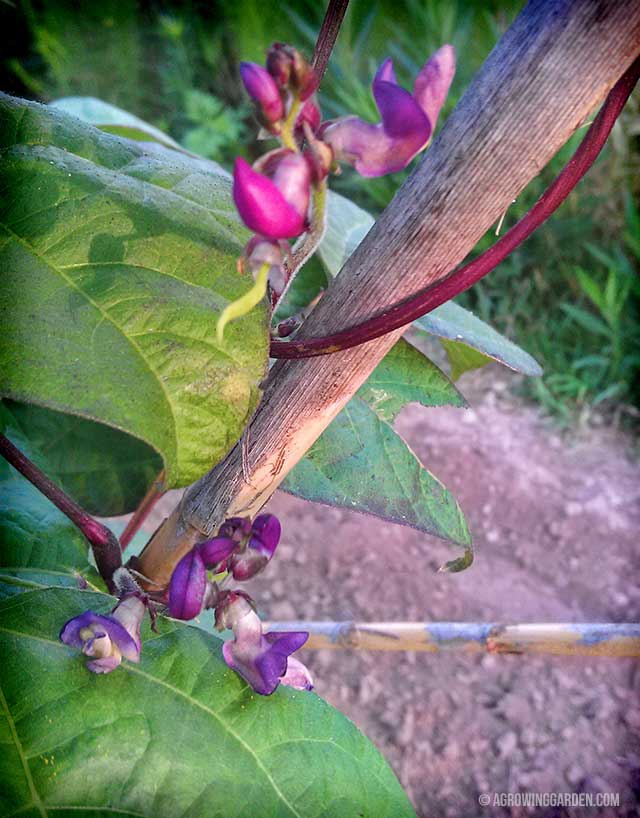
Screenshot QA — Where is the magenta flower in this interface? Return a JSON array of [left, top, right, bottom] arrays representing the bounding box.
[[218, 592, 308, 695], [322, 45, 455, 177], [59, 594, 145, 674], [169, 548, 207, 620], [240, 62, 284, 126], [230, 513, 281, 580], [233, 151, 311, 239]]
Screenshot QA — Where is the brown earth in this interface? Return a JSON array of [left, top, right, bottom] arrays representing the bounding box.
[[139, 367, 640, 818]]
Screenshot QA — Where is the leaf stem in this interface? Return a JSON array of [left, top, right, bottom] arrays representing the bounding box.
[[269, 56, 640, 359], [119, 469, 166, 551], [0, 434, 122, 591], [312, 0, 350, 83]]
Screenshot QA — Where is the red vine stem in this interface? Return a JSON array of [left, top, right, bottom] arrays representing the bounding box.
[[270, 56, 640, 360], [0, 434, 122, 591], [119, 469, 166, 551]]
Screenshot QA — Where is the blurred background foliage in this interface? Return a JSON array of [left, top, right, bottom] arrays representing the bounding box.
[[2, 0, 639, 424]]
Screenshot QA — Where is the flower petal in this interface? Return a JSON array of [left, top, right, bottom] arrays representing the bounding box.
[[223, 630, 308, 695], [372, 73, 430, 142], [198, 536, 236, 569], [251, 514, 281, 556], [86, 654, 122, 674], [169, 548, 207, 620], [60, 611, 138, 661], [240, 62, 284, 124], [279, 655, 314, 690], [413, 44, 456, 131], [233, 157, 307, 239]]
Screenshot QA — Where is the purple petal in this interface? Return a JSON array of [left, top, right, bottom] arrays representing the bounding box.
[[279, 655, 314, 690], [375, 57, 397, 87], [198, 536, 236, 569], [60, 611, 139, 662], [372, 73, 430, 142], [323, 117, 427, 177], [169, 548, 206, 620], [240, 62, 284, 124], [223, 630, 308, 695], [251, 514, 281, 556], [233, 158, 307, 239], [413, 44, 456, 131], [218, 516, 252, 542]]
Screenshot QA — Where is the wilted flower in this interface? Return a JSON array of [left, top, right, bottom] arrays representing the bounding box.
[[240, 61, 284, 127], [217, 592, 308, 695], [233, 150, 311, 239], [241, 237, 289, 296], [169, 548, 207, 620], [279, 655, 314, 690], [59, 593, 145, 674], [322, 45, 455, 177]]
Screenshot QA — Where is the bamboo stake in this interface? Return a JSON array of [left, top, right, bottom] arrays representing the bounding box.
[[263, 621, 640, 658]]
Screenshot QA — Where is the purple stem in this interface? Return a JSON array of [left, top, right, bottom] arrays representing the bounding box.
[[270, 57, 640, 360], [0, 434, 122, 591], [312, 0, 349, 83]]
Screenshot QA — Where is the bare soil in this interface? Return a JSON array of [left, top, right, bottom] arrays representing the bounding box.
[[142, 367, 640, 817]]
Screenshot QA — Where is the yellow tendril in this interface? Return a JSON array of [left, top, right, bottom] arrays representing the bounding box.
[[216, 262, 270, 345]]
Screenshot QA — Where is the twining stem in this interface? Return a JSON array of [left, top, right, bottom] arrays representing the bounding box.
[[264, 621, 640, 657], [269, 55, 640, 359], [312, 0, 350, 83], [0, 434, 121, 591], [119, 469, 166, 551]]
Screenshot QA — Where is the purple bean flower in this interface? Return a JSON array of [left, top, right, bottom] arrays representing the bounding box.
[[322, 45, 455, 177], [198, 536, 236, 571], [233, 150, 311, 239], [59, 593, 145, 674], [218, 592, 308, 695], [169, 547, 207, 620], [279, 655, 314, 690], [240, 62, 284, 127], [230, 513, 281, 581]]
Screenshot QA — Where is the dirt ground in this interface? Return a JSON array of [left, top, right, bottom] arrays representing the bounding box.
[[139, 367, 640, 818]]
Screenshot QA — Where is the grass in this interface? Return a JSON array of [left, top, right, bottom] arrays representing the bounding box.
[[4, 0, 639, 421]]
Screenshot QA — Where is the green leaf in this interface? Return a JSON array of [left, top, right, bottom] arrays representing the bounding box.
[[414, 301, 543, 377], [0, 94, 269, 487], [359, 339, 466, 422], [0, 585, 416, 818], [440, 338, 493, 381], [50, 96, 183, 150], [0, 406, 91, 574], [4, 400, 162, 516], [282, 395, 471, 555], [320, 191, 542, 377]]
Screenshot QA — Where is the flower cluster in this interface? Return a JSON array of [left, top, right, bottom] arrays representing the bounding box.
[[218, 41, 455, 339], [169, 514, 313, 696]]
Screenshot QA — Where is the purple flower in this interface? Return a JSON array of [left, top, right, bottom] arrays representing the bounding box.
[[217, 592, 308, 695], [169, 548, 207, 620], [230, 513, 281, 581], [279, 655, 314, 690], [233, 151, 311, 239], [242, 237, 289, 296], [59, 594, 144, 674], [198, 536, 236, 571], [322, 45, 455, 177], [240, 62, 284, 126]]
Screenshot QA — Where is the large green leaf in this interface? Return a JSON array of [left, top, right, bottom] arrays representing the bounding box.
[[320, 191, 542, 376], [4, 400, 162, 516], [283, 395, 471, 559], [50, 96, 183, 149], [0, 584, 416, 818], [0, 93, 268, 488]]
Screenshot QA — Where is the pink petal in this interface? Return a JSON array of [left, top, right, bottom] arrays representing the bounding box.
[[233, 158, 306, 239], [375, 57, 398, 86], [413, 44, 456, 130], [240, 62, 284, 124], [373, 74, 430, 141]]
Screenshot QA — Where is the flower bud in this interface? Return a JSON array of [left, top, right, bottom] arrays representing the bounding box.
[[296, 97, 321, 135], [169, 548, 207, 620], [266, 43, 318, 100], [229, 513, 281, 581], [240, 61, 284, 127]]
